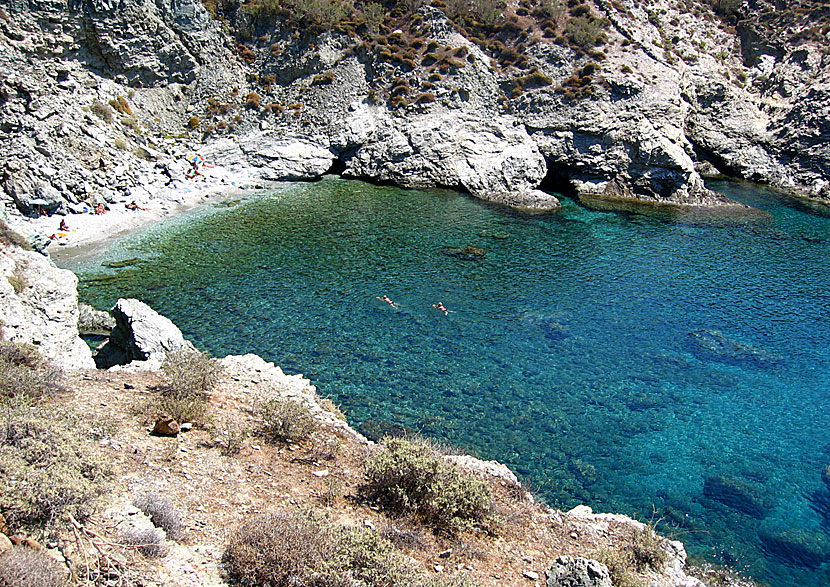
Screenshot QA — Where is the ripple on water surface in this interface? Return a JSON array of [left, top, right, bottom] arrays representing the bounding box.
[[66, 178, 830, 587]]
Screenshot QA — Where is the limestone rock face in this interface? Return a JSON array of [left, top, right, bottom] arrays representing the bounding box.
[[78, 302, 115, 335], [102, 298, 194, 365], [546, 556, 612, 587], [0, 243, 95, 370], [239, 137, 336, 181], [343, 112, 556, 209]]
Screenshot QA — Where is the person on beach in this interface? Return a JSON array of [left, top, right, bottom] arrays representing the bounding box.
[[377, 295, 398, 308], [125, 201, 149, 211], [59, 219, 69, 231], [433, 302, 453, 316], [94, 203, 107, 215]]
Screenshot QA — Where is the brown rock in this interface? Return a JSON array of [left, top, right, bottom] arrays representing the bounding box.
[[0, 534, 12, 556], [0, 512, 7, 535], [153, 417, 180, 436], [9, 535, 44, 550]]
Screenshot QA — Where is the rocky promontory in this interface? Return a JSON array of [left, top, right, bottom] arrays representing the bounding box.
[[0, 0, 827, 231]]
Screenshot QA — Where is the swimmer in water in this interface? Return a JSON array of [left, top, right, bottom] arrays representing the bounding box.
[[376, 295, 399, 308], [432, 302, 453, 316]]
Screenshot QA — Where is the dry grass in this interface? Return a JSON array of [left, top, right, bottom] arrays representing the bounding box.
[[256, 396, 318, 443], [134, 492, 185, 540], [0, 546, 67, 587]]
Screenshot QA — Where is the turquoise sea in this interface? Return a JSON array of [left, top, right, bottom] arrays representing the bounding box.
[[63, 178, 830, 587]]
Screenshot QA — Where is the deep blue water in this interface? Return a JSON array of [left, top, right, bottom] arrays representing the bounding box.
[[65, 178, 830, 587]]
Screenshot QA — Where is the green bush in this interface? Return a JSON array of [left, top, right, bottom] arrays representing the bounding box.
[[361, 437, 492, 534], [0, 546, 67, 587], [565, 16, 607, 49], [629, 525, 668, 572], [256, 396, 318, 443], [0, 402, 108, 533]]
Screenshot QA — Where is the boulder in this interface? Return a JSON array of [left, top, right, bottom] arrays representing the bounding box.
[[0, 534, 10, 556], [78, 303, 115, 335], [546, 556, 612, 587], [240, 137, 336, 181], [0, 244, 95, 370], [702, 475, 772, 519], [96, 298, 194, 367], [153, 417, 180, 436]]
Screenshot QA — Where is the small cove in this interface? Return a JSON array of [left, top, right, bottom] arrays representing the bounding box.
[[62, 178, 830, 587]]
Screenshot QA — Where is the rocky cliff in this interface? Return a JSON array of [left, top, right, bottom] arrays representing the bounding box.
[[0, 0, 826, 219]]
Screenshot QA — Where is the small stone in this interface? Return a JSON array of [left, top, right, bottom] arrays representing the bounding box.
[[124, 383, 135, 389], [439, 549, 453, 558], [251, 445, 261, 451], [180, 422, 193, 432], [363, 520, 375, 530], [434, 564, 444, 573], [312, 469, 330, 477], [153, 417, 180, 436], [570, 532, 579, 539], [523, 570, 539, 581]]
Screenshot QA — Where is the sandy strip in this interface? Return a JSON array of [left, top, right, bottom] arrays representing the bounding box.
[[10, 167, 261, 264]]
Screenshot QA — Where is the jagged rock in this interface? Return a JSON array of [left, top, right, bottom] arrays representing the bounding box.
[[0, 513, 7, 535], [78, 302, 115, 335], [96, 298, 194, 367], [703, 475, 772, 519], [0, 242, 95, 370], [0, 534, 11, 556], [546, 556, 612, 587], [153, 417, 180, 436], [445, 455, 520, 485]]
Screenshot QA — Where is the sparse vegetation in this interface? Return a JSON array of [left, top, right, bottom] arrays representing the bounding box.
[[109, 95, 133, 115], [361, 437, 492, 535], [245, 92, 261, 108], [0, 342, 64, 401], [0, 400, 108, 533], [7, 261, 27, 294], [134, 492, 185, 540], [0, 546, 67, 587], [161, 349, 222, 395], [256, 396, 318, 443], [225, 510, 468, 587], [121, 527, 167, 558], [90, 100, 114, 123], [0, 219, 30, 249]]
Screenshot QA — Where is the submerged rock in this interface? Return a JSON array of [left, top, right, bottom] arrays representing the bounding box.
[[702, 475, 773, 519], [758, 527, 830, 569], [686, 330, 784, 368], [442, 244, 486, 261]]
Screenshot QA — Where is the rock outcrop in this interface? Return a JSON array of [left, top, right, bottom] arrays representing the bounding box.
[[95, 298, 195, 368], [0, 239, 94, 370], [546, 556, 612, 587], [1, 0, 826, 223]]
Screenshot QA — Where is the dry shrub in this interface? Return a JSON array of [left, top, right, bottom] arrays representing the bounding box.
[[161, 349, 221, 394], [0, 342, 65, 401], [121, 527, 167, 558], [212, 419, 245, 456], [0, 219, 29, 249], [0, 402, 108, 533], [629, 524, 668, 572], [256, 396, 318, 443], [108, 95, 133, 115], [7, 261, 28, 294], [134, 492, 184, 540], [0, 546, 67, 587], [90, 100, 114, 123], [225, 510, 466, 587], [361, 437, 492, 535], [154, 350, 221, 425]]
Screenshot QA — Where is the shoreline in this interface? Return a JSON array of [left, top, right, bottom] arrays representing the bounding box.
[[8, 167, 261, 266]]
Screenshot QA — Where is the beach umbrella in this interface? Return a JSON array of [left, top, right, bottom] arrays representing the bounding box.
[[29, 198, 50, 206], [189, 154, 205, 164]]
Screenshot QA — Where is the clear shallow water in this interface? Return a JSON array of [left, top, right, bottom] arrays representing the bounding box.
[[66, 178, 830, 587]]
